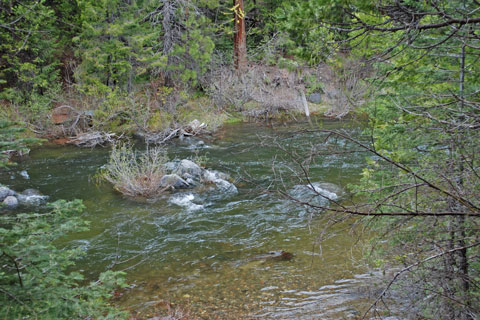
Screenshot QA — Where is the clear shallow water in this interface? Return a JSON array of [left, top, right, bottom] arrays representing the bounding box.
[[1, 119, 380, 319]]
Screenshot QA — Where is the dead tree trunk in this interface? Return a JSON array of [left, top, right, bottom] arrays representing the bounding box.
[[233, 0, 247, 70]]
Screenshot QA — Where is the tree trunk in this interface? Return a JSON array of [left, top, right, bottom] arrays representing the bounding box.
[[162, 0, 175, 86], [233, 0, 247, 70]]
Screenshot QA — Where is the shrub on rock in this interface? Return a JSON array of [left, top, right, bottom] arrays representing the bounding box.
[[98, 144, 168, 198]]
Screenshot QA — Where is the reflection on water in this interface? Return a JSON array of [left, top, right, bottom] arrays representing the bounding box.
[[0, 119, 384, 319]]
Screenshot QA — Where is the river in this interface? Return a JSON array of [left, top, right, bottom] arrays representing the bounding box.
[[1, 119, 385, 319]]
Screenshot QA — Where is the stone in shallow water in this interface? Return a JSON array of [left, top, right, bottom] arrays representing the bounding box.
[[20, 170, 30, 179], [169, 193, 203, 211], [3, 196, 18, 208], [21, 188, 42, 197], [0, 186, 15, 201], [214, 179, 238, 194], [288, 182, 343, 206], [203, 170, 237, 194], [174, 159, 204, 180], [17, 189, 48, 206]]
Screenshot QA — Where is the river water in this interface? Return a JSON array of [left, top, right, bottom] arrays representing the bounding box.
[[1, 119, 385, 319]]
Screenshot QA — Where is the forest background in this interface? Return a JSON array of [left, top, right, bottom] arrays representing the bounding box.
[[1, 0, 480, 319]]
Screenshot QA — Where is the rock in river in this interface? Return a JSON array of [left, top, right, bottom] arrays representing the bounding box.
[[0, 185, 16, 201], [159, 174, 190, 189], [3, 195, 19, 208], [169, 193, 203, 211], [203, 170, 237, 194], [17, 189, 48, 206], [174, 159, 204, 180], [288, 182, 343, 206], [249, 251, 294, 262]]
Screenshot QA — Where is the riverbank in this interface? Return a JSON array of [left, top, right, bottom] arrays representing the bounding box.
[[1, 61, 369, 150]]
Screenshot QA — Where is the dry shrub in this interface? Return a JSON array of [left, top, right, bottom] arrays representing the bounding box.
[[206, 64, 305, 115], [317, 57, 373, 118], [98, 144, 168, 197], [206, 57, 372, 119]]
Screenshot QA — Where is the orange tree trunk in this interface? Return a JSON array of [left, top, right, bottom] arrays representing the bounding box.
[[233, 0, 247, 70]]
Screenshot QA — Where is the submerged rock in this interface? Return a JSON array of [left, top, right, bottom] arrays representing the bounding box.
[[169, 193, 203, 211], [288, 182, 343, 206], [203, 170, 237, 194], [21, 188, 42, 197], [20, 170, 30, 179], [214, 178, 238, 194], [308, 182, 343, 198], [203, 170, 231, 183], [3, 196, 19, 208], [238, 251, 294, 270], [159, 174, 190, 189], [184, 137, 207, 150], [249, 251, 294, 262]]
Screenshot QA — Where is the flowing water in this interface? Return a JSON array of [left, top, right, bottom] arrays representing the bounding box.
[[1, 119, 384, 319]]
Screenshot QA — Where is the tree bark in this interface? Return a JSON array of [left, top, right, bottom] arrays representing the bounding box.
[[233, 0, 247, 70]]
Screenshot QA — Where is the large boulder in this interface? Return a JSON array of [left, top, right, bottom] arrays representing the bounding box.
[[0, 186, 15, 201], [159, 174, 190, 189], [3, 196, 19, 208], [163, 160, 179, 173], [17, 189, 48, 206], [174, 159, 203, 180]]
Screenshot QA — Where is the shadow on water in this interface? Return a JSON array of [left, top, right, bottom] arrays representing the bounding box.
[[1, 119, 385, 319]]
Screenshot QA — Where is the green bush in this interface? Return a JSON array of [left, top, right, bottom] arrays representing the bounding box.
[[0, 120, 42, 167], [0, 200, 127, 319]]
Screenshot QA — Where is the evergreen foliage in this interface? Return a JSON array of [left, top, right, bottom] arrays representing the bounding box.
[[0, 120, 40, 167], [321, 0, 480, 317], [0, 200, 127, 319], [0, 0, 79, 100]]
